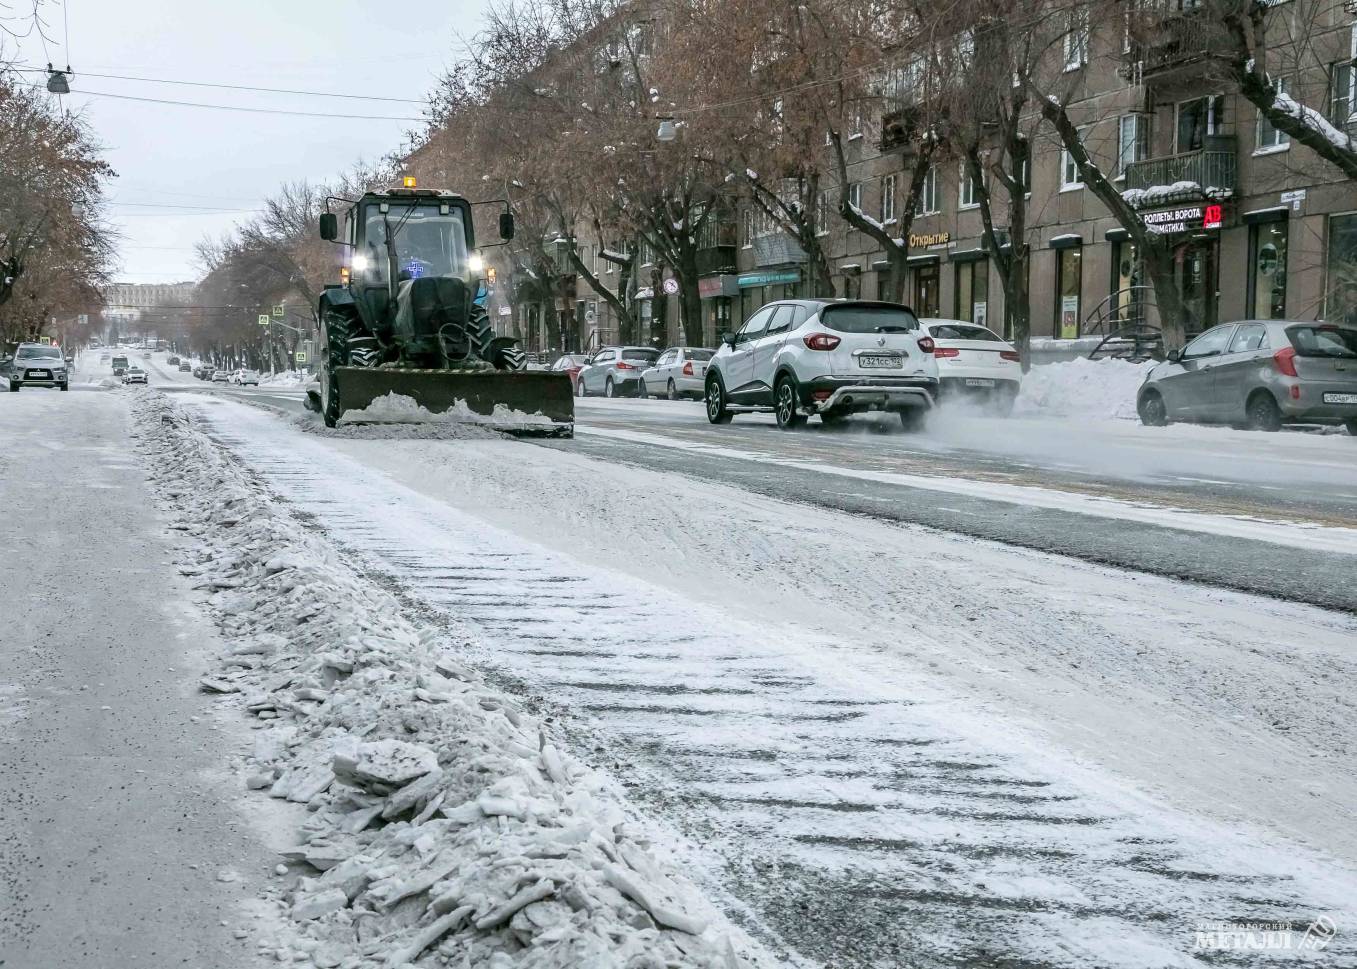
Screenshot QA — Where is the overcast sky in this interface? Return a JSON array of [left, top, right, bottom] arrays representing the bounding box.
[[6, 0, 491, 284]]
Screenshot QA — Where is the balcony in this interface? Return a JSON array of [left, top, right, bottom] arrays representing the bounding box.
[[1123, 139, 1237, 208], [695, 220, 737, 276], [880, 105, 922, 154], [1123, 9, 1228, 84]]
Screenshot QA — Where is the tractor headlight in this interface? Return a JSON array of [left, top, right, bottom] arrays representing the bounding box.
[[467, 252, 485, 275], [350, 253, 370, 272]]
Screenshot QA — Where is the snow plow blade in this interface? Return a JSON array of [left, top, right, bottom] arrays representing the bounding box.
[[335, 367, 574, 437]]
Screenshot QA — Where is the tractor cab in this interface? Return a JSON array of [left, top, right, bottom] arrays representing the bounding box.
[[321, 188, 481, 291]]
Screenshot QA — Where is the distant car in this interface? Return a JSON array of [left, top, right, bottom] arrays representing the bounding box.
[[167, 355, 180, 366], [99, 353, 110, 363], [576, 346, 661, 397], [550, 353, 591, 391], [1138, 320, 1357, 434], [705, 300, 939, 430], [178, 362, 193, 372], [639, 347, 714, 400], [123, 366, 148, 385], [211, 369, 230, 383], [234, 369, 260, 386], [6, 343, 69, 392], [920, 319, 1022, 412], [111, 354, 130, 376], [193, 367, 211, 380]]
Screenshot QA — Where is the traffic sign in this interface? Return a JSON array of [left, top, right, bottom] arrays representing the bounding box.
[[662, 277, 679, 295], [295, 351, 307, 363], [272, 304, 285, 318], [258, 314, 270, 326]]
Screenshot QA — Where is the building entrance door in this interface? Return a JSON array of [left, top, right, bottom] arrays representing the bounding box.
[[1175, 238, 1218, 336], [913, 262, 940, 316]]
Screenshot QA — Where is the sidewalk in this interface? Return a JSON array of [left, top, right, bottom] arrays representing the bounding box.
[[0, 390, 272, 969]]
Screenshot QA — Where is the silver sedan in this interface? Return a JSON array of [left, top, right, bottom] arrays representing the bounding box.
[[639, 347, 714, 400]]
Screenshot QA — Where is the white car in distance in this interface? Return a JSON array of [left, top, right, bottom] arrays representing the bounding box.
[[920, 319, 1023, 413], [639, 347, 714, 400]]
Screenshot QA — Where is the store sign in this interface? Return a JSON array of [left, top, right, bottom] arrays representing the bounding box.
[[909, 231, 951, 248], [737, 270, 800, 288], [698, 275, 739, 298], [1143, 203, 1224, 235]]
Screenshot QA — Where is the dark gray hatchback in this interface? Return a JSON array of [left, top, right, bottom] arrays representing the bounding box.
[[1137, 321, 1357, 434]]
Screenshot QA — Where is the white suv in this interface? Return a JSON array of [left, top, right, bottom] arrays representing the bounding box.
[[705, 300, 940, 430]]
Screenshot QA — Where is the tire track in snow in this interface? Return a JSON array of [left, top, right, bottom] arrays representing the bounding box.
[[187, 397, 1357, 969]]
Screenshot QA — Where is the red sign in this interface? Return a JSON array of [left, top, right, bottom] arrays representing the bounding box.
[[1203, 204, 1223, 229]]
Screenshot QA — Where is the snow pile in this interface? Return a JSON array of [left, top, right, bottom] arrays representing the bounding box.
[[292, 413, 503, 441], [129, 391, 764, 969], [262, 371, 310, 387], [343, 392, 568, 432], [1014, 357, 1153, 420]]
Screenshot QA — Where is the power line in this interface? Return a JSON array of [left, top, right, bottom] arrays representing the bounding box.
[[109, 201, 266, 211], [9, 63, 427, 103], [18, 82, 427, 121]]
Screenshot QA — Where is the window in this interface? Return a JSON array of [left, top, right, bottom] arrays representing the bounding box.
[[916, 165, 938, 215], [1117, 115, 1149, 177], [1256, 78, 1291, 151], [815, 191, 829, 235], [742, 210, 754, 247], [848, 182, 862, 213], [1333, 60, 1354, 127], [1248, 221, 1289, 319], [1227, 323, 1268, 354], [1182, 325, 1235, 359], [1177, 94, 1225, 152], [1326, 213, 1357, 327], [954, 260, 989, 324], [1056, 247, 1082, 338], [881, 174, 897, 223], [1063, 6, 1090, 70], [1017, 156, 1032, 196], [737, 306, 775, 341], [959, 163, 979, 209], [1060, 143, 1083, 191]]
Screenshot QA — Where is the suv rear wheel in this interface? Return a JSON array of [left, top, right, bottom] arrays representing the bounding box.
[[705, 374, 733, 424], [774, 375, 806, 430]]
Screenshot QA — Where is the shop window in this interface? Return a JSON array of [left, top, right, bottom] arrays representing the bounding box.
[[1063, 6, 1089, 70], [848, 182, 862, 214], [954, 260, 989, 324], [1255, 78, 1291, 152], [913, 262, 940, 316], [1325, 213, 1357, 327], [1177, 94, 1224, 152], [1248, 221, 1288, 319], [1111, 240, 1144, 324], [1056, 247, 1082, 339], [1332, 59, 1353, 127]]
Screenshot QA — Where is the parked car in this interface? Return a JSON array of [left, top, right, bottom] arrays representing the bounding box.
[[5, 343, 69, 392], [111, 354, 130, 376], [705, 300, 939, 430], [639, 347, 715, 400], [123, 366, 148, 385], [233, 369, 260, 386], [211, 369, 230, 383], [1137, 321, 1357, 434], [920, 319, 1022, 412], [167, 355, 180, 366], [178, 362, 193, 372], [575, 346, 661, 397], [549, 353, 591, 391]]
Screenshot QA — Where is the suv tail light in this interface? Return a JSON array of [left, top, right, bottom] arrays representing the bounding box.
[[803, 333, 841, 351], [615, 360, 635, 371], [1273, 346, 1298, 377], [682, 361, 693, 376], [917, 336, 936, 353], [1000, 350, 1020, 362], [934, 347, 960, 358]]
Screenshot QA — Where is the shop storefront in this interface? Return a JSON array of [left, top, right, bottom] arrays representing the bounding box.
[[699, 274, 739, 347], [1142, 201, 1226, 336], [1327, 212, 1357, 326], [738, 269, 800, 324], [951, 251, 990, 325], [1245, 208, 1289, 320]]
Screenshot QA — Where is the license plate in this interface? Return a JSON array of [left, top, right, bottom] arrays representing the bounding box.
[[1324, 392, 1357, 404], [859, 355, 903, 369], [29, 371, 49, 378], [965, 378, 995, 387]]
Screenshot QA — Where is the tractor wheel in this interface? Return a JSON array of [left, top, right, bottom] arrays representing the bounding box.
[[320, 306, 354, 429]]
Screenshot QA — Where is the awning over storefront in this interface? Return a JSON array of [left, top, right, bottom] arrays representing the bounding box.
[[948, 247, 988, 263], [737, 270, 800, 288], [1049, 233, 1084, 249], [698, 274, 740, 298], [906, 253, 940, 265], [1243, 206, 1289, 225]]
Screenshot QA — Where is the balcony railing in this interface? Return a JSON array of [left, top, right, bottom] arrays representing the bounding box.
[[1123, 141, 1236, 204], [1124, 9, 1228, 82]]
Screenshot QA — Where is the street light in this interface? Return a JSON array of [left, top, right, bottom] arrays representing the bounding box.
[[46, 64, 71, 94]]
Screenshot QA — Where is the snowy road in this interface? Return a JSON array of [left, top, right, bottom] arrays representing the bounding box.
[[165, 391, 1357, 968]]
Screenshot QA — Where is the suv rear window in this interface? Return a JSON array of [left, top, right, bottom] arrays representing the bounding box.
[[622, 349, 659, 363], [1287, 325, 1357, 358], [820, 305, 921, 333]]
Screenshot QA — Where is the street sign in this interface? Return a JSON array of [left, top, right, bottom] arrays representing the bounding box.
[[77, 314, 88, 326], [295, 351, 307, 363], [662, 277, 679, 296], [272, 304, 285, 318], [258, 314, 270, 326]]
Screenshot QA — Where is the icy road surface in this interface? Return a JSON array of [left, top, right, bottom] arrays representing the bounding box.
[[175, 393, 1357, 968]]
